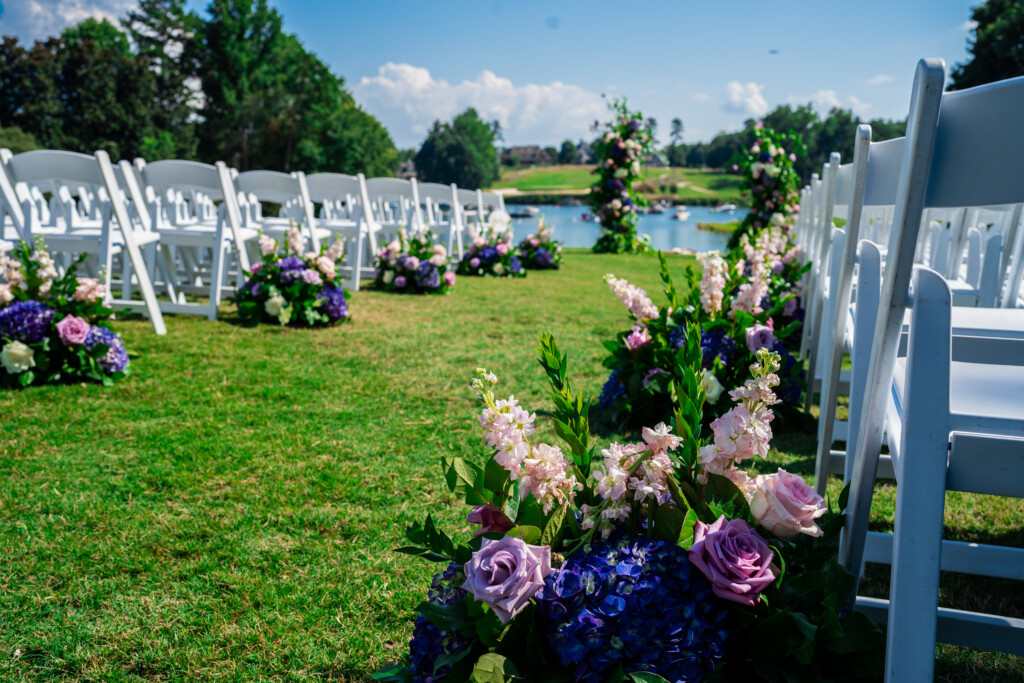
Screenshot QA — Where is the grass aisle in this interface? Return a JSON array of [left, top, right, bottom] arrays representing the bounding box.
[[0, 251, 1020, 681]]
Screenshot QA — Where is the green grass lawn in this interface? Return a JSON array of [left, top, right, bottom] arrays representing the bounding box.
[[489, 165, 745, 205], [0, 251, 1020, 681]]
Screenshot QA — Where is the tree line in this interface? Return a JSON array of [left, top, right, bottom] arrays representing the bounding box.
[[0, 0, 397, 176]]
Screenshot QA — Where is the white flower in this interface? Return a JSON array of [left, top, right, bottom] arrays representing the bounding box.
[[494, 263, 506, 276], [429, 254, 446, 267], [287, 227, 305, 255], [258, 234, 277, 256], [0, 284, 13, 307], [701, 369, 725, 403], [264, 295, 287, 322], [489, 210, 512, 233], [613, 167, 628, 179], [383, 270, 395, 285], [770, 212, 785, 227], [316, 255, 337, 278], [1, 341, 35, 374], [387, 240, 401, 254]]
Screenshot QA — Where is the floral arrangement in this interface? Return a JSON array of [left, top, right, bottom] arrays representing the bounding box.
[[588, 97, 656, 255], [517, 216, 563, 270], [456, 211, 526, 279], [0, 239, 129, 387], [376, 334, 882, 682], [599, 239, 806, 430], [235, 225, 350, 327], [375, 228, 456, 294], [728, 122, 806, 249]]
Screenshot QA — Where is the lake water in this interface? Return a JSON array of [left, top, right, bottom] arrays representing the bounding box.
[[508, 204, 746, 252]]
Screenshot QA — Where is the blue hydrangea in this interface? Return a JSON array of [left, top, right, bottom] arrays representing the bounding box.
[[599, 369, 628, 411], [509, 256, 523, 274], [409, 563, 471, 682], [536, 538, 728, 682], [773, 341, 804, 407], [0, 300, 55, 344], [699, 329, 735, 369], [668, 324, 687, 350], [533, 248, 555, 268], [479, 246, 498, 262], [85, 326, 129, 373], [317, 285, 348, 322], [414, 262, 440, 290]]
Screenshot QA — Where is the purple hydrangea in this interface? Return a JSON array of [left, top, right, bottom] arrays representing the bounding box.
[[85, 326, 129, 373], [535, 538, 728, 682], [414, 262, 440, 290], [599, 369, 628, 411], [533, 247, 555, 268], [0, 300, 56, 344], [277, 255, 306, 282], [699, 329, 736, 369], [509, 256, 522, 274], [409, 563, 471, 682], [773, 341, 804, 407], [479, 246, 498, 262], [317, 285, 348, 322]]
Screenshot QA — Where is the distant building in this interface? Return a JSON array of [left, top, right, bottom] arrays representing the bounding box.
[[502, 145, 551, 166], [396, 158, 417, 179], [645, 152, 668, 168], [576, 141, 596, 164]]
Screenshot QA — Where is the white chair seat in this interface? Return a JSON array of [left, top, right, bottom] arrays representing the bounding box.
[[892, 357, 1024, 431], [156, 225, 259, 247]]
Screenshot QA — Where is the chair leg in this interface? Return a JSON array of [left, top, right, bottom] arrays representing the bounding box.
[[349, 232, 364, 292], [208, 241, 227, 320]]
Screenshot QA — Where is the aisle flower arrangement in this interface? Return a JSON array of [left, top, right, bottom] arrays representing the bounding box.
[[517, 216, 563, 270], [235, 225, 349, 327], [728, 122, 806, 249], [0, 239, 129, 387], [599, 246, 806, 430], [376, 334, 882, 682], [457, 211, 526, 278], [375, 228, 456, 294], [588, 97, 656, 255]]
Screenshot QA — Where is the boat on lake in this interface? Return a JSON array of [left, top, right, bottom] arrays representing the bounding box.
[[673, 206, 691, 221], [710, 203, 737, 214], [509, 206, 540, 218]]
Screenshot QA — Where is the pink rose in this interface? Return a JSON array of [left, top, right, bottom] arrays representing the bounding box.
[[443, 271, 456, 287], [467, 503, 514, 537], [688, 515, 775, 605], [250, 263, 263, 275], [462, 537, 552, 624], [55, 315, 90, 345], [749, 469, 827, 538], [496, 243, 509, 255]]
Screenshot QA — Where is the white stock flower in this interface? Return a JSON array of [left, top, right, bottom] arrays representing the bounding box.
[[701, 369, 725, 403]]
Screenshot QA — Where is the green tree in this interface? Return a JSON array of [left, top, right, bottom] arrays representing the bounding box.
[[415, 109, 500, 189], [63, 18, 131, 57], [669, 117, 684, 146], [558, 139, 577, 164], [949, 0, 1024, 90], [0, 126, 39, 154], [543, 146, 558, 165], [124, 0, 204, 158]]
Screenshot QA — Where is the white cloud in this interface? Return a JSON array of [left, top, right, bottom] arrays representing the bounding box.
[[691, 92, 712, 103], [787, 89, 871, 115], [863, 74, 893, 86], [0, 0, 138, 43], [352, 63, 606, 148], [722, 81, 768, 117], [960, 19, 978, 31]]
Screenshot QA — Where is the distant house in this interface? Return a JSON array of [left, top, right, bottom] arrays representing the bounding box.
[[576, 141, 596, 164], [644, 152, 668, 168], [396, 158, 417, 179], [502, 145, 551, 166]]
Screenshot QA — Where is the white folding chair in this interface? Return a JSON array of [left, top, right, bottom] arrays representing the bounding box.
[[838, 59, 1024, 681], [299, 171, 376, 290], [0, 149, 166, 334], [141, 159, 253, 320], [415, 181, 464, 258], [234, 170, 328, 252]]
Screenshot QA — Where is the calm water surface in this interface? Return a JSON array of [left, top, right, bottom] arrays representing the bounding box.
[[509, 204, 747, 252]]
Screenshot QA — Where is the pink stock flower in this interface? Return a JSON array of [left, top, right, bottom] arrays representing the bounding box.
[[749, 469, 827, 538], [443, 271, 456, 287], [605, 275, 659, 322], [624, 325, 651, 351], [55, 315, 90, 346], [642, 422, 682, 454], [520, 443, 579, 513], [697, 252, 727, 317], [73, 278, 106, 303], [0, 284, 13, 307]]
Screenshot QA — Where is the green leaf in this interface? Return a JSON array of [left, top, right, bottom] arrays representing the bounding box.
[[505, 525, 541, 544], [541, 505, 567, 547], [417, 599, 473, 633], [677, 508, 700, 550], [443, 457, 492, 505], [630, 673, 672, 683], [471, 653, 520, 682], [651, 503, 685, 544], [394, 546, 451, 563]]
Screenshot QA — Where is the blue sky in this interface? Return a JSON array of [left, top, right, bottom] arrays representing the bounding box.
[[2, 1, 980, 149]]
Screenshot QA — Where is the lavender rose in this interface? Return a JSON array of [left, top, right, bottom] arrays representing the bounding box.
[[749, 469, 827, 538], [462, 537, 552, 624], [467, 503, 514, 537], [55, 315, 90, 346], [745, 324, 776, 353], [688, 515, 775, 605]]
